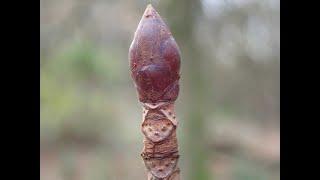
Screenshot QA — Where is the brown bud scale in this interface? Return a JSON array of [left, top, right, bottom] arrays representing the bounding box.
[[129, 4, 181, 104]]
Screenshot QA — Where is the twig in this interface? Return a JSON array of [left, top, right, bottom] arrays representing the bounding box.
[[129, 4, 181, 180]]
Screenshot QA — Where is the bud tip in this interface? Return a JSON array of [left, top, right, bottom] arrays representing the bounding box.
[[144, 4, 157, 18]]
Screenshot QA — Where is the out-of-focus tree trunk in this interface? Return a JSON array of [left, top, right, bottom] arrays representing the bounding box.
[[161, 1, 211, 179]]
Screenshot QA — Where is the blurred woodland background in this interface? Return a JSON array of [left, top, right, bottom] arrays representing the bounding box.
[[40, 0, 280, 179]]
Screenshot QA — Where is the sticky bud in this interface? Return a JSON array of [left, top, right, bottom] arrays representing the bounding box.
[[129, 4, 181, 103]]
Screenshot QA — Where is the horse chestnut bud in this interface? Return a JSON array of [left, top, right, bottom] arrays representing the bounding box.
[[129, 5, 181, 103]]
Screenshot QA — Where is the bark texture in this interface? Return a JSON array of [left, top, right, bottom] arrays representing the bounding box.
[[129, 4, 181, 180]]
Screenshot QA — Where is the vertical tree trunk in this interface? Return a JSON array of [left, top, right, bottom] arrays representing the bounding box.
[[161, 1, 211, 179], [129, 5, 181, 180]]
